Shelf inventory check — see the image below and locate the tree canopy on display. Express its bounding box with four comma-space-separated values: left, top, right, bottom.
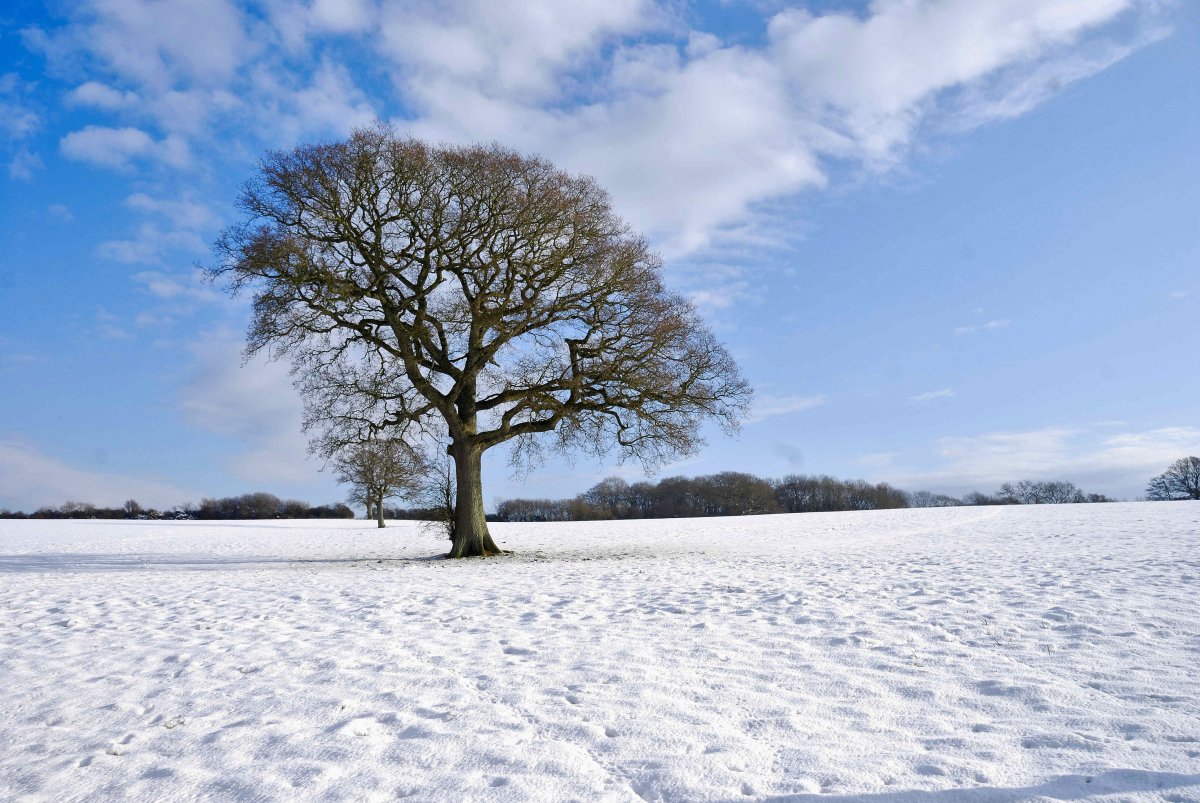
1147, 456, 1200, 501
213, 126, 751, 556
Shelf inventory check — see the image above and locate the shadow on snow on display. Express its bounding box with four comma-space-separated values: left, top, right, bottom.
733, 770, 1199, 803
0, 552, 447, 573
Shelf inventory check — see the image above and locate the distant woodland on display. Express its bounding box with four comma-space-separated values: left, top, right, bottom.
0, 493, 354, 521
5, 458, 1195, 522
489, 473, 1118, 522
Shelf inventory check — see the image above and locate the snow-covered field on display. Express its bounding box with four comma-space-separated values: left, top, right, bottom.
1, 503, 1197, 802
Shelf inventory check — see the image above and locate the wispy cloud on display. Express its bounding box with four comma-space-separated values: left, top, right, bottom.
179, 331, 320, 485
908, 388, 955, 404
955, 319, 1011, 336
47, 203, 73, 221
0, 439, 199, 510
94, 307, 130, 340
745, 393, 827, 424
8, 148, 42, 180
856, 451, 899, 469
0, 72, 40, 139
883, 424, 1200, 498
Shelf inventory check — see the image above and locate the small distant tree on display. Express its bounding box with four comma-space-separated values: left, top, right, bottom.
332, 438, 427, 528
1147, 456, 1200, 501
123, 499, 143, 518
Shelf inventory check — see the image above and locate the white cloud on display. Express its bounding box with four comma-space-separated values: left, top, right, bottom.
127, 270, 225, 331
30, 0, 1162, 259
179, 331, 322, 485
909, 388, 955, 403
94, 194, 220, 290
96, 222, 206, 264
310, 0, 375, 33
378, 0, 653, 102
384, 0, 1157, 257
766, 0, 1136, 162
47, 203, 74, 221
857, 451, 899, 469
859, 451, 897, 470
746, 393, 827, 424
885, 424, 1200, 498
955, 319, 1011, 335
124, 192, 219, 230
8, 148, 42, 180
0, 439, 199, 511
252, 60, 379, 144
260, 0, 377, 52
66, 80, 140, 110
0, 73, 40, 140
60, 125, 190, 170
132, 270, 220, 304
94, 306, 130, 340
57, 0, 251, 91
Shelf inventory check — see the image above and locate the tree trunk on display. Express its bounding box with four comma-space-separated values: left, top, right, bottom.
447, 444, 502, 558
376, 489, 386, 528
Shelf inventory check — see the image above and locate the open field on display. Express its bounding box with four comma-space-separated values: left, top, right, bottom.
1, 503, 1198, 802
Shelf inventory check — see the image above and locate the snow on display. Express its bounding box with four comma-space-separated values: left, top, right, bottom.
1, 502, 1198, 802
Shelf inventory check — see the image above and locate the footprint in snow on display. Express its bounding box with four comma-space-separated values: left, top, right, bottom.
914, 764, 947, 777
105, 734, 136, 755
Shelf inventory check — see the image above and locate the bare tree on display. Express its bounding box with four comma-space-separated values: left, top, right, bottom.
212, 126, 751, 557
332, 438, 427, 528
1147, 456, 1200, 501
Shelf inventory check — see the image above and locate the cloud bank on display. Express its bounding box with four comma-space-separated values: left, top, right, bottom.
26, 0, 1165, 258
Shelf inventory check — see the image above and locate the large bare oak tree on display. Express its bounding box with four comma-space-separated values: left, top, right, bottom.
213, 126, 751, 557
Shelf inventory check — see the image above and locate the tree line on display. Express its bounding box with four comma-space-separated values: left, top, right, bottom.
5, 458, 1192, 523
0, 493, 354, 520
492, 473, 1121, 522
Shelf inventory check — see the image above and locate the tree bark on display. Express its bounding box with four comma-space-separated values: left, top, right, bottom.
376, 488, 386, 528
447, 443, 501, 558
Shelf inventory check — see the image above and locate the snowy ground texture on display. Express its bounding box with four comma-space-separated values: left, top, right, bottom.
1, 503, 1198, 803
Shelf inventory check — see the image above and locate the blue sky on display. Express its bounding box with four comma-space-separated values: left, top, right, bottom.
1, 0, 1197, 511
